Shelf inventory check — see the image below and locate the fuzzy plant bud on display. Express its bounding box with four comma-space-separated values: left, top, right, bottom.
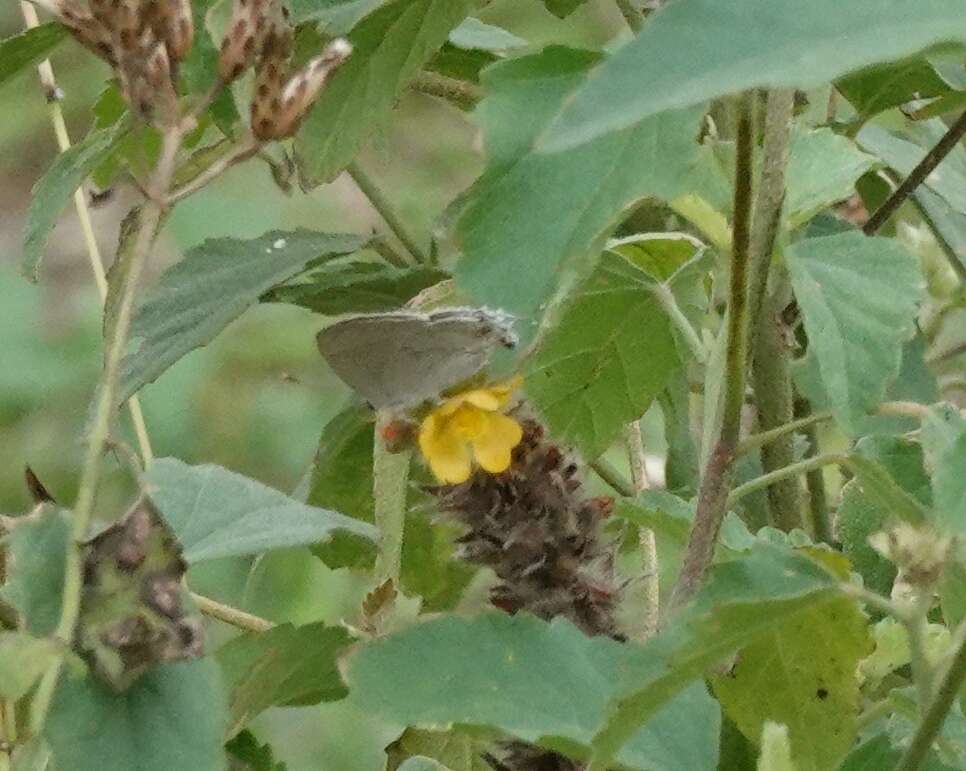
248, 18, 292, 139
251, 37, 352, 141
49, 0, 117, 66
870, 522, 951, 597
153, 0, 195, 63
217, 0, 272, 83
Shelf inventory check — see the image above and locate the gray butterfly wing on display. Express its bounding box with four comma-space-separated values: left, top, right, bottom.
317, 313, 504, 408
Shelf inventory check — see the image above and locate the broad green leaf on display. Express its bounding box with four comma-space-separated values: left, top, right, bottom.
46, 659, 227, 771
524, 250, 682, 459
837, 436, 930, 594
217, 622, 351, 736
837, 58, 955, 124
590, 544, 840, 768
22, 121, 128, 281
0, 507, 70, 636
455, 47, 706, 316
225, 731, 285, 771
295, 0, 475, 186
540, 0, 966, 151
144, 458, 378, 563
448, 17, 526, 52
0, 24, 67, 90
784, 128, 879, 227
710, 596, 871, 771
347, 612, 721, 771
837, 735, 953, 771
921, 403, 966, 532
288, 0, 387, 31
542, 0, 587, 18
397, 759, 450, 771
786, 232, 922, 433
263, 260, 447, 315
386, 728, 491, 771
119, 229, 365, 402
0, 632, 61, 700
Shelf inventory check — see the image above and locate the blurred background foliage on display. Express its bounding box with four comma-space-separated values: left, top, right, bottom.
0, 2, 630, 767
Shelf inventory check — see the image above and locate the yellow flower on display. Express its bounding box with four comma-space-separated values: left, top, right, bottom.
418, 377, 524, 484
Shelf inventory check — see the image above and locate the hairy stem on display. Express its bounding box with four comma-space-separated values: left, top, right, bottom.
411, 71, 481, 111
347, 161, 427, 265
19, 0, 153, 464
625, 422, 658, 638
727, 453, 847, 507
746, 89, 801, 531
794, 398, 833, 544
30, 127, 183, 735
895, 625, 966, 771
372, 415, 412, 584
736, 410, 832, 457
590, 457, 635, 498
671, 94, 755, 608
167, 135, 261, 204
864, 111, 966, 235
190, 592, 275, 633
652, 283, 708, 363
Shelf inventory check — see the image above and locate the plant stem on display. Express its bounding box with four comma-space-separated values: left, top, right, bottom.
864, 111, 966, 235
190, 592, 274, 633
894, 626, 966, 771
0, 700, 14, 771
652, 283, 708, 363
671, 94, 755, 609
615, 0, 645, 32
372, 414, 411, 584
166, 135, 261, 204
590, 457, 635, 498
624, 422, 659, 639
910, 193, 966, 286
29, 127, 183, 736
794, 398, 833, 544
727, 453, 846, 507
745, 89, 801, 532
347, 161, 427, 265
19, 0, 153, 465
411, 72, 482, 111
736, 410, 832, 457
906, 594, 937, 715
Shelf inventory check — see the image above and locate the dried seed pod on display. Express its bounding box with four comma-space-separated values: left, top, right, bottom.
143, 36, 179, 125
218, 0, 272, 83
153, 0, 195, 63
253, 38, 352, 141
54, 0, 117, 66
248, 18, 292, 140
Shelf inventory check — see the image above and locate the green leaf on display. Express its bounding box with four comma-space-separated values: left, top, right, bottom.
0, 23, 67, 90
294, 0, 475, 186
710, 596, 871, 771
837, 58, 955, 124
217, 622, 350, 736
524, 249, 683, 459
225, 731, 286, 771
542, 0, 587, 18
263, 260, 447, 315
921, 403, 966, 533
144, 458, 378, 563
386, 728, 491, 771
448, 17, 526, 52
540, 0, 966, 151
455, 46, 706, 316
784, 128, 879, 227
288, 0, 387, 31
0, 507, 70, 636
397, 759, 451, 771
22, 121, 128, 281
0, 632, 61, 700
347, 612, 721, 771
786, 232, 923, 433
46, 659, 227, 771
119, 229, 365, 402
589, 544, 840, 768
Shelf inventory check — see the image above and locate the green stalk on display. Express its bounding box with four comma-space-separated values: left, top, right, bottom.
372, 415, 412, 584
727, 453, 846, 507
347, 161, 427, 265
670, 94, 755, 608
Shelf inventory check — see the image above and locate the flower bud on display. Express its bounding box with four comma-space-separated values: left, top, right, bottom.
217, 0, 272, 83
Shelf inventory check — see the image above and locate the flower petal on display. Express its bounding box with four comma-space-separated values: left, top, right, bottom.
419, 412, 472, 484
471, 412, 523, 474
459, 388, 503, 411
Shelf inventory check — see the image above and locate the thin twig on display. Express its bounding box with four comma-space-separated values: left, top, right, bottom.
894, 627, 966, 771
190, 591, 275, 633
19, 0, 153, 464
347, 161, 427, 265
166, 135, 261, 205
795, 398, 833, 544
909, 193, 966, 287
736, 411, 832, 457
372, 413, 412, 584
727, 453, 846, 507
30, 124, 183, 737
590, 457, 635, 498
651, 282, 708, 363
864, 111, 966, 235
670, 94, 755, 609
624, 422, 658, 639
